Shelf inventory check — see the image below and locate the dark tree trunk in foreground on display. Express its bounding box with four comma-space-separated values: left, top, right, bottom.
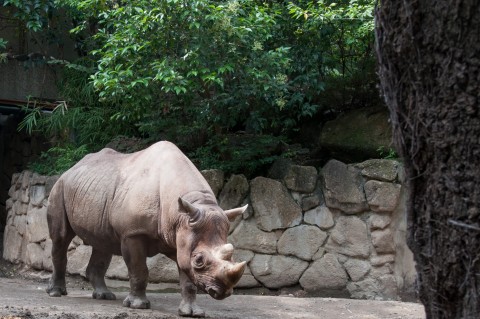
375, 1, 480, 318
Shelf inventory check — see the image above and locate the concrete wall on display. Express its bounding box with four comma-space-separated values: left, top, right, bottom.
2, 159, 417, 301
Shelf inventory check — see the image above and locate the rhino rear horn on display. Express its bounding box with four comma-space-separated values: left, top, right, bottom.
218, 243, 234, 261
179, 197, 203, 225
224, 204, 248, 222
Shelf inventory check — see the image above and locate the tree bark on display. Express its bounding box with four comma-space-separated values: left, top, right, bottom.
375, 1, 480, 318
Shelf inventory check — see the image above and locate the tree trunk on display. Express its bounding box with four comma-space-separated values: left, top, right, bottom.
375, 1, 480, 318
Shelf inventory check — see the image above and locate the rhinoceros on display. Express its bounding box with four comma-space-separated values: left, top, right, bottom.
46, 141, 247, 317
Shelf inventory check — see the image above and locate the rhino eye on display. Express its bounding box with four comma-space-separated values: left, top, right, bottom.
193, 254, 205, 269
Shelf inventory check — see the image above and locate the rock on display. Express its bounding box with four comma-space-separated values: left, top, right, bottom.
364, 180, 401, 212
29, 185, 45, 207
250, 177, 302, 231
371, 229, 395, 254
355, 159, 399, 182
370, 254, 395, 266
250, 254, 308, 289
301, 191, 324, 211
283, 165, 318, 193
229, 219, 277, 254
201, 169, 224, 197
277, 225, 327, 260
322, 160, 368, 214
43, 239, 53, 271
13, 201, 27, 215
368, 214, 391, 230
235, 267, 261, 288
347, 278, 378, 299
304, 205, 335, 230
319, 106, 392, 161
31, 173, 47, 185
325, 216, 370, 258
267, 158, 293, 180
3, 225, 23, 262
299, 253, 348, 291
26, 243, 44, 270
344, 259, 371, 282
13, 215, 27, 236
312, 248, 325, 260
106, 255, 129, 280
67, 244, 92, 276
45, 175, 60, 197
147, 254, 179, 283
233, 249, 255, 264
26, 206, 49, 243
219, 174, 249, 210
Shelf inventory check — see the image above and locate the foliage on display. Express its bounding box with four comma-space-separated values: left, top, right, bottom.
28, 144, 89, 175
9, 0, 377, 175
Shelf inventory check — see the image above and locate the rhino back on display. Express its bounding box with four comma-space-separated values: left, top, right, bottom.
56, 141, 213, 251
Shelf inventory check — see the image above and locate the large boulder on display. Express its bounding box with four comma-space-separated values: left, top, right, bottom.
219, 174, 249, 209
229, 219, 277, 254
355, 159, 400, 182
147, 254, 179, 283
250, 254, 309, 289
283, 165, 318, 193
319, 107, 392, 162
364, 180, 401, 212
250, 177, 302, 231
299, 253, 348, 291
201, 169, 224, 197
277, 225, 327, 261
325, 216, 370, 258
322, 160, 368, 214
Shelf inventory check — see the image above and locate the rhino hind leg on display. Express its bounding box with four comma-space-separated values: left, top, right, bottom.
86, 248, 116, 300
47, 225, 75, 297
178, 268, 205, 318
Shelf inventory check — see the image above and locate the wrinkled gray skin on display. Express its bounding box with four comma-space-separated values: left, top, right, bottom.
46, 141, 247, 318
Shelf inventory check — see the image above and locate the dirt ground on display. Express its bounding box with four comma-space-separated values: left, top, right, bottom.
0, 259, 425, 319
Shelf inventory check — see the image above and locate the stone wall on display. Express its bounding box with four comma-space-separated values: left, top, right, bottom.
2, 158, 416, 300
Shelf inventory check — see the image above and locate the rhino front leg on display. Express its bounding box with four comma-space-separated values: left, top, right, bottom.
86, 248, 116, 300
121, 237, 151, 309
178, 269, 205, 318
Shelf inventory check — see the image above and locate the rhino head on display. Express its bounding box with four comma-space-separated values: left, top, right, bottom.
176, 197, 247, 300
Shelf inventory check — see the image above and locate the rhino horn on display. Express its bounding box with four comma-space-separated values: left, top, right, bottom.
224, 204, 248, 222
179, 197, 203, 225
227, 261, 247, 284
217, 243, 234, 261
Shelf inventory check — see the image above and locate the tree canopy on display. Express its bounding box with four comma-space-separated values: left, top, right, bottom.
1, 0, 377, 175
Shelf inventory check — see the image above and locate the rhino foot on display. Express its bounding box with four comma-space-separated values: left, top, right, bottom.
46, 286, 67, 297
178, 301, 205, 318
93, 290, 116, 300
122, 294, 151, 309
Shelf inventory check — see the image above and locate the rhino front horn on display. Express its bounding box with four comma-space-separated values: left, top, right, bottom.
227, 261, 246, 284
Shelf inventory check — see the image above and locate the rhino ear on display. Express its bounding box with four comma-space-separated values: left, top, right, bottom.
179, 197, 203, 225
224, 204, 248, 222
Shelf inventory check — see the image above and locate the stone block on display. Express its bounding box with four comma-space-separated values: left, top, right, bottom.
229, 219, 277, 254
371, 229, 395, 254
235, 267, 261, 288
304, 205, 334, 230
233, 249, 255, 264
250, 177, 302, 231
147, 254, 179, 283
300, 253, 348, 291
67, 244, 92, 276
322, 160, 368, 214
26, 242, 45, 270
283, 165, 318, 193
277, 225, 327, 261
355, 159, 399, 182
368, 214, 391, 230
364, 180, 401, 212
219, 174, 249, 210
370, 254, 395, 266
325, 216, 370, 258
3, 225, 23, 262
29, 185, 45, 207
344, 258, 371, 282
26, 206, 49, 243
106, 255, 129, 280
201, 169, 224, 197
250, 254, 308, 289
